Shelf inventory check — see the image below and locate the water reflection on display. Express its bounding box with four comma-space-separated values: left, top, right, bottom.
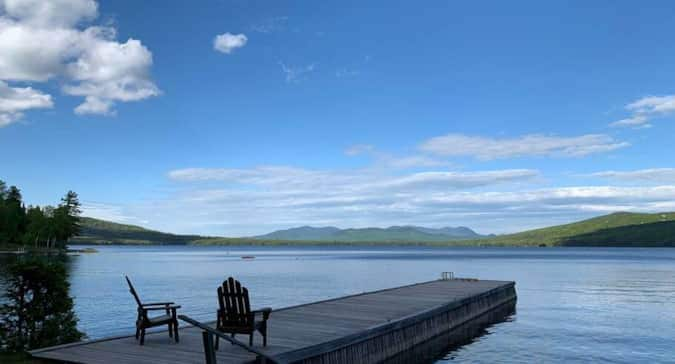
385, 301, 516, 364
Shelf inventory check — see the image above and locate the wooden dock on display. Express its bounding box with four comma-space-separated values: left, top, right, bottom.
31, 279, 516, 364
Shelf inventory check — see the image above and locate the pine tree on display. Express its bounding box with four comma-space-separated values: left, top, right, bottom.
4, 186, 26, 245
60, 191, 82, 240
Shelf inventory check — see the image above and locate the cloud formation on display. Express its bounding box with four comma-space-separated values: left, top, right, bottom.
279, 62, 315, 83
611, 94, 675, 129
213, 32, 247, 54
345, 144, 448, 169
420, 133, 628, 160
168, 166, 538, 190
0, 80, 53, 126
0, 0, 159, 123
591, 168, 675, 183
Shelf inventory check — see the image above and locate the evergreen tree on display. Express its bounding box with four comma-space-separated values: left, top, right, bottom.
60, 191, 82, 241
0, 258, 84, 352
3, 186, 26, 245
23, 207, 48, 248
0, 180, 7, 243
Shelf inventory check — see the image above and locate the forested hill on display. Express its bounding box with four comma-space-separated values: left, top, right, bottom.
462, 212, 675, 247
73, 217, 204, 245
254, 225, 485, 242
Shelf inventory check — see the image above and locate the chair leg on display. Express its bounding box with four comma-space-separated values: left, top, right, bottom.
249, 333, 253, 346
140, 328, 146, 345
263, 329, 267, 347
135, 327, 140, 340
174, 321, 180, 343
214, 335, 219, 350
168, 322, 173, 338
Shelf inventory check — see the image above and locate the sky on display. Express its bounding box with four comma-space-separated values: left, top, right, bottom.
2, 0, 675, 236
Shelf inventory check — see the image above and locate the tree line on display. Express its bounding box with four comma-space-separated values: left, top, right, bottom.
0, 180, 81, 249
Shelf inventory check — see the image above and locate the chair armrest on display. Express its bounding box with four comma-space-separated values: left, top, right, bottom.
252, 307, 272, 320
142, 302, 174, 306
144, 305, 181, 311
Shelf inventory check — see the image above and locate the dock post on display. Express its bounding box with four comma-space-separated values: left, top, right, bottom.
202, 331, 217, 364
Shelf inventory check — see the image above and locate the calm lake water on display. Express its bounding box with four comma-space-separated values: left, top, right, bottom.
4, 246, 675, 363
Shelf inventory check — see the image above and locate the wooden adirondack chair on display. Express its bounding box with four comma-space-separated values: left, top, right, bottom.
215, 277, 272, 348
125, 276, 181, 345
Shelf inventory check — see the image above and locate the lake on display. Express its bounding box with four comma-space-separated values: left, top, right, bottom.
5, 246, 675, 363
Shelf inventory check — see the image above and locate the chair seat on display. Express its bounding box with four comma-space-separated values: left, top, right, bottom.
148, 314, 173, 325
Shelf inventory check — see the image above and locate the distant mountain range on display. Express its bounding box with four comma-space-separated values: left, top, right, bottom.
254, 225, 487, 242
72, 211, 675, 247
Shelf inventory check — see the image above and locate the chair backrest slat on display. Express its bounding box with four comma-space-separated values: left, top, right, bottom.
218, 277, 253, 327
125, 275, 143, 307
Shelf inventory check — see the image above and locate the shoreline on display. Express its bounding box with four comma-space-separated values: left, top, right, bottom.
66, 241, 675, 248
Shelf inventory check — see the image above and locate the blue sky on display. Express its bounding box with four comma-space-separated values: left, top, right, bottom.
2, 0, 675, 236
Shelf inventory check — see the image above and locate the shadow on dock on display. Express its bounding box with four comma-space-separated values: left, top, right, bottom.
384, 299, 516, 364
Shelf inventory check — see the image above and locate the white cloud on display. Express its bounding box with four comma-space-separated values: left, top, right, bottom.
213, 32, 247, 54
610, 115, 651, 128
0, 0, 98, 27
612, 94, 675, 128
379, 170, 539, 190
0, 0, 158, 121
420, 133, 628, 160
168, 166, 538, 191
279, 62, 315, 83
591, 168, 675, 183
345, 144, 448, 169
627, 95, 675, 114
379, 155, 448, 169
0, 80, 53, 126
73, 96, 112, 115
0, 18, 79, 82
63, 30, 159, 114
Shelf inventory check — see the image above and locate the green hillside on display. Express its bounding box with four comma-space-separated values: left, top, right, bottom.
562, 220, 675, 247
72, 217, 203, 245
463, 212, 675, 246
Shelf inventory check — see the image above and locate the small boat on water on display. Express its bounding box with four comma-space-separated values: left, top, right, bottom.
241, 255, 256, 260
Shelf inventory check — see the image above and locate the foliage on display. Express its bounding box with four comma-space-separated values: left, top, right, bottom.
0, 257, 84, 352
0, 179, 81, 250
72, 217, 203, 245
561, 220, 675, 247
462, 211, 675, 246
